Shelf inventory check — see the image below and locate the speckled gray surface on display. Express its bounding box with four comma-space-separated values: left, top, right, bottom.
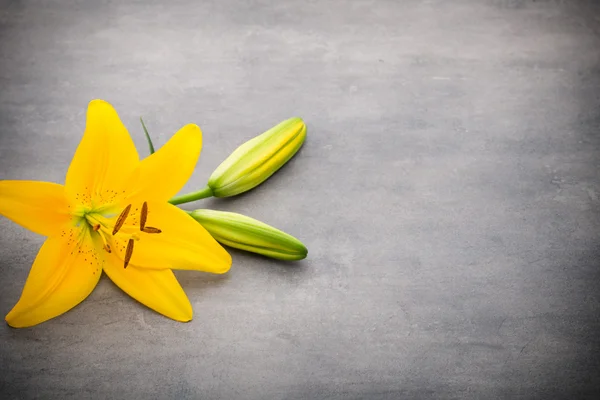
1, 0, 600, 399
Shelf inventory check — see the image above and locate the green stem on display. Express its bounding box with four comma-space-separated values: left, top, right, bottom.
140, 117, 155, 154
169, 185, 213, 205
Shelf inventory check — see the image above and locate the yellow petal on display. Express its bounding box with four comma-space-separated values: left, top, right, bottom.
103, 260, 192, 322
65, 100, 139, 202
0, 180, 71, 237
110, 202, 231, 273
5, 234, 102, 328
126, 124, 202, 204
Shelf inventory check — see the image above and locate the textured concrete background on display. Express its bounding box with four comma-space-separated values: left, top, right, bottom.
1, 0, 600, 399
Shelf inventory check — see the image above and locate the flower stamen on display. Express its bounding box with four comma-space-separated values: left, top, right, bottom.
140, 201, 148, 230
124, 239, 134, 269
112, 204, 131, 235
88, 201, 161, 263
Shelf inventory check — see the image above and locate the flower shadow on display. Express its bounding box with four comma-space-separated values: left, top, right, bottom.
225, 247, 311, 282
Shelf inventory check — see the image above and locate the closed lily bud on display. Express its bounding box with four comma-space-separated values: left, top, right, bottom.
190, 209, 308, 261
208, 117, 306, 197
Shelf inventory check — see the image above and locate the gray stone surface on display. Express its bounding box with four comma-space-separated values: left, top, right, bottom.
1, 0, 600, 399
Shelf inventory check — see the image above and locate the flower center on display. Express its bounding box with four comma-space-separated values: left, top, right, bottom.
83, 201, 162, 268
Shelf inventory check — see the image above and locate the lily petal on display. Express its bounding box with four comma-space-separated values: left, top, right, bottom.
0, 180, 71, 237
103, 260, 193, 322
65, 100, 139, 202
126, 124, 202, 204
5, 235, 102, 328
111, 202, 231, 273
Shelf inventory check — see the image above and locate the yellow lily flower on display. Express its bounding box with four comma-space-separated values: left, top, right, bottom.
0, 100, 231, 328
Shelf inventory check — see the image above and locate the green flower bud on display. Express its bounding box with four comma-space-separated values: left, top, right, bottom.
190, 209, 308, 261
208, 117, 306, 197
